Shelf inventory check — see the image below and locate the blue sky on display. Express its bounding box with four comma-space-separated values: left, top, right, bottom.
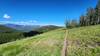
0, 0, 98, 26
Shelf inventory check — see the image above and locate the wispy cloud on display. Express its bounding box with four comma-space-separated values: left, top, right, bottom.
3, 14, 11, 19
0, 20, 38, 25
0, 20, 63, 26
29, 20, 37, 23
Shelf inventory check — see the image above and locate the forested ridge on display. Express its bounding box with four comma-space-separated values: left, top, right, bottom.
66, 0, 100, 28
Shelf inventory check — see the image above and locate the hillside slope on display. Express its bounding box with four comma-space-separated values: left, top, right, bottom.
0, 29, 65, 56
67, 25, 100, 56
0, 25, 15, 32
0, 25, 100, 56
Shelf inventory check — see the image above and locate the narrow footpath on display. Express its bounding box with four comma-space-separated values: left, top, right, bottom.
61, 30, 68, 56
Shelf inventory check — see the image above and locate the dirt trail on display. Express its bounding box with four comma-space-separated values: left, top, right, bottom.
61, 30, 68, 56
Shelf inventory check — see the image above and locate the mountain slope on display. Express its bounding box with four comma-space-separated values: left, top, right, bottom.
0, 25, 16, 32
0, 25, 100, 56
4, 24, 40, 32
34, 25, 61, 32
67, 25, 100, 56
0, 29, 65, 56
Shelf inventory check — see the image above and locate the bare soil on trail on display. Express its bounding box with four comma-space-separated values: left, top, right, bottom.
61, 30, 68, 56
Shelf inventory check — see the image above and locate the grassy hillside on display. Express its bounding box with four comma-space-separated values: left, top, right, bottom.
34, 25, 61, 33
0, 25, 100, 56
0, 29, 65, 56
0, 25, 25, 44
67, 25, 100, 56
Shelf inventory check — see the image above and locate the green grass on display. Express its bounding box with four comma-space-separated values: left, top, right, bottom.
0, 29, 65, 56
67, 25, 100, 56
0, 25, 100, 56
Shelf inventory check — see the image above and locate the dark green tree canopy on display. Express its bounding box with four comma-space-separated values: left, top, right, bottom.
79, 0, 100, 26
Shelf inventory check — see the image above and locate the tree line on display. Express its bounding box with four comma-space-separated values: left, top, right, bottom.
0, 25, 60, 44
65, 0, 100, 28
0, 31, 43, 44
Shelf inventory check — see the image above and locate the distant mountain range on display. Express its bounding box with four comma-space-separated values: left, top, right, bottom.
0, 23, 62, 32
34, 25, 62, 32
0, 25, 16, 32
4, 24, 41, 32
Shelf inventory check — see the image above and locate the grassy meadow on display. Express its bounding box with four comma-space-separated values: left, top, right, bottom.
67, 25, 100, 56
0, 29, 65, 56
0, 25, 100, 56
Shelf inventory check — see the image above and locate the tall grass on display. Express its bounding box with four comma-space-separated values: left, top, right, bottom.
0, 29, 65, 56
67, 25, 100, 56
0, 25, 100, 56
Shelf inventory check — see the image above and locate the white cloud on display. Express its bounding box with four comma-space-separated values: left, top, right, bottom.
3, 14, 11, 19
0, 20, 64, 26
0, 20, 38, 25
29, 20, 37, 23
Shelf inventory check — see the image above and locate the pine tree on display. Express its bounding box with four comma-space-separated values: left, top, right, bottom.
79, 0, 100, 26
80, 15, 86, 26
95, 0, 100, 24
65, 19, 69, 28
86, 7, 95, 25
